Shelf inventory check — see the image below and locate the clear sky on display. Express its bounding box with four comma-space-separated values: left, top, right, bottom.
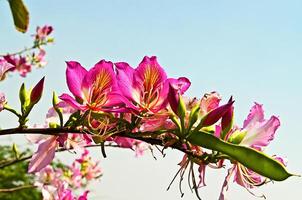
0, 0, 301, 199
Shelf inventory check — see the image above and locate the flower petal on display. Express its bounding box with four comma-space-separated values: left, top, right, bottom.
135, 56, 167, 91
240, 116, 280, 148
219, 167, 234, 200
200, 92, 221, 116
28, 136, 57, 173
243, 103, 264, 129
59, 93, 86, 110
0, 59, 14, 80
115, 62, 140, 102
169, 77, 191, 94
82, 59, 116, 92
66, 61, 87, 99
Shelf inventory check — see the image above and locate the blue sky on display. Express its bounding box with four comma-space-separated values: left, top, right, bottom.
0, 0, 301, 199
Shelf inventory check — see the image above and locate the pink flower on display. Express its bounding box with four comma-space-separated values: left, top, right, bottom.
60, 60, 125, 112
116, 56, 188, 113
199, 92, 221, 116
74, 149, 102, 181
0, 59, 14, 80
168, 77, 191, 116
35, 25, 53, 41
32, 49, 47, 67
240, 103, 280, 150
219, 103, 282, 199
3, 55, 31, 77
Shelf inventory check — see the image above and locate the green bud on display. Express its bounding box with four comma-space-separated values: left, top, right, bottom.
49, 122, 60, 128
12, 143, 20, 159
177, 95, 186, 120
52, 91, 63, 127
188, 103, 200, 130
19, 83, 29, 114
228, 130, 247, 144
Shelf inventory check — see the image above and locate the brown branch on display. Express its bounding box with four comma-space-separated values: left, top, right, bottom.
0, 127, 207, 169
0, 127, 84, 136
0, 185, 37, 193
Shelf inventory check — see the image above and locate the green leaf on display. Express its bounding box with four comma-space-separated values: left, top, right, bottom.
8, 0, 29, 33
187, 130, 293, 181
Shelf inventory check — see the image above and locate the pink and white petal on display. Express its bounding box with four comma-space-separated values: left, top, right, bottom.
240, 116, 280, 148
243, 103, 265, 129
28, 136, 57, 173
59, 93, 86, 110
26, 134, 50, 144
66, 61, 87, 99
0, 59, 14, 80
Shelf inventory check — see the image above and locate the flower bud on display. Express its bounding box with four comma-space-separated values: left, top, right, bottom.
221, 97, 234, 140
188, 103, 200, 129
196, 100, 234, 130
30, 77, 45, 105
19, 83, 29, 114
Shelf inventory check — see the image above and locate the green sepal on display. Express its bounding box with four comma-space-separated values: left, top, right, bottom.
52, 92, 64, 127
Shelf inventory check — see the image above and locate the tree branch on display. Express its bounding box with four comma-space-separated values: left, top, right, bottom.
0, 185, 36, 193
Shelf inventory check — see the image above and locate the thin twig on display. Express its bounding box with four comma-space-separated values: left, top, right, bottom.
0, 185, 37, 193
0, 144, 119, 169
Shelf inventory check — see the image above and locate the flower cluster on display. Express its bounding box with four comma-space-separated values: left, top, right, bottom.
0, 25, 53, 78
0, 54, 292, 200
34, 149, 100, 200
56, 56, 289, 199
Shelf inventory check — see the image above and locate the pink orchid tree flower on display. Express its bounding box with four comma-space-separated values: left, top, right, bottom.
34, 150, 97, 200
35, 25, 54, 42
3, 55, 31, 77
218, 103, 285, 199
0, 59, 14, 80
116, 56, 190, 114
199, 92, 222, 116
60, 60, 126, 112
